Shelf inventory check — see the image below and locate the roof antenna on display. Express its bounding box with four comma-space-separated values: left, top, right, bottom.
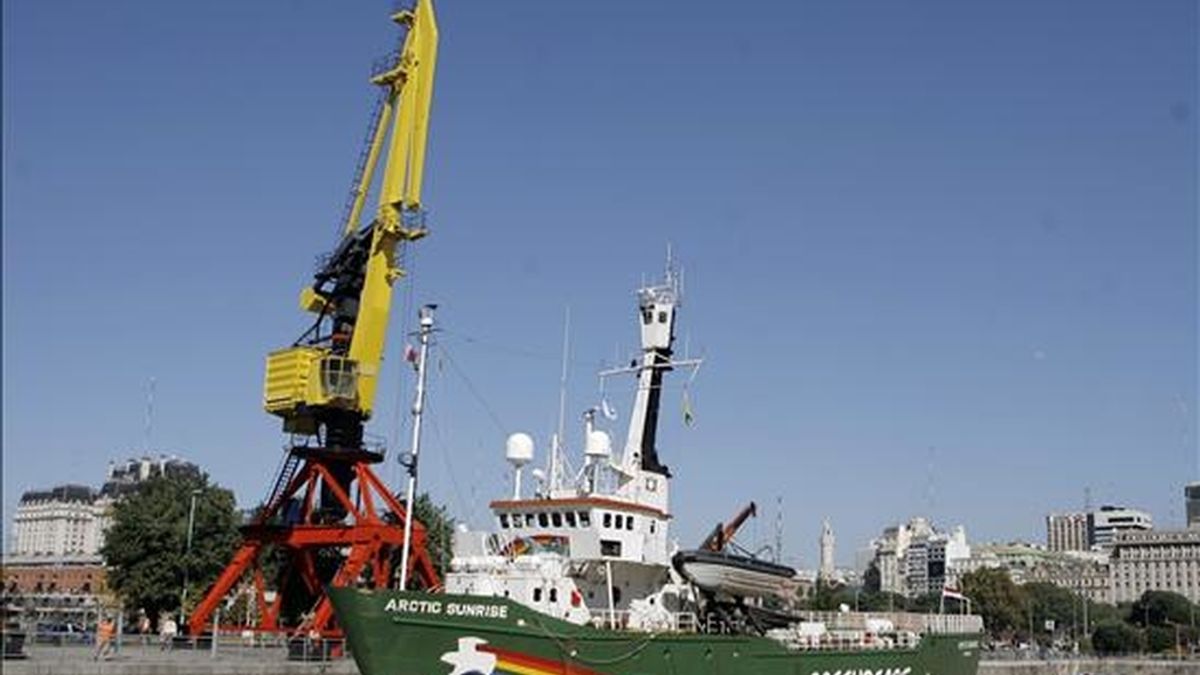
144, 376, 156, 454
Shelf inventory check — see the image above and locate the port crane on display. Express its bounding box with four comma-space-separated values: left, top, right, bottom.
190, 0, 440, 638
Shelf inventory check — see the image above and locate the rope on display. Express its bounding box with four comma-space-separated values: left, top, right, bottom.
437, 344, 508, 436
530, 614, 663, 666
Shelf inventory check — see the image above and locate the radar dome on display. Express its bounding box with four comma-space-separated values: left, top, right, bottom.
585, 430, 612, 458
505, 433, 534, 467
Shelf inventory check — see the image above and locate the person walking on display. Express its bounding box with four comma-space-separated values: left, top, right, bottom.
159, 614, 178, 651
93, 616, 116, 661
138, 612, 151, 646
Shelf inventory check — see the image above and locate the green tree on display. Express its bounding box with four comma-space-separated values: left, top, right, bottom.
1092, 621, 1143, 655
961, 568, 1027, 639
101, 474, 240, 621
1130, 591, 1195, 628
1145, 625, 1177, 653
1025, 582, 1079, 641
411, 493, 454, 579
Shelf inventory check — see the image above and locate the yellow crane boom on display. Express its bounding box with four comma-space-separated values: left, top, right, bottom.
263, 0, 438, 449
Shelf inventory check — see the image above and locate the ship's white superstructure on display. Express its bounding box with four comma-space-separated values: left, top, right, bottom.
444, 261, 700, 627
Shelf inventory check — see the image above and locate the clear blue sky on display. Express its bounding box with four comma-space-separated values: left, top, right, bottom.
3, 1, 1196, 568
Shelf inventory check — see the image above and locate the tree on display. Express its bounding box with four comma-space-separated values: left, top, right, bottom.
101, 474, 240, 621
411, 493, 454, 579
960, 568, 1027, 639
1130, 591, 1195, 628
1092, 621, 1143, 655
1024, 582, 1078, 642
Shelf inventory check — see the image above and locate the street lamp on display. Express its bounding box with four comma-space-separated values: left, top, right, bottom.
180, 488, 202, 619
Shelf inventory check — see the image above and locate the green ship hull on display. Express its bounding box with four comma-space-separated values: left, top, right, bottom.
330, 588, 981, 675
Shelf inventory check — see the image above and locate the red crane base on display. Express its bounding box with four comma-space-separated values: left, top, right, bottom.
188, 447, 439, 637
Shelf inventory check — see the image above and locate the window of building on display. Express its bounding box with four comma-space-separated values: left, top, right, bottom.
533, 588, 542, 603
525, 513, 536, 527
579, 512, 591, 527
499, 514, 509, 529
565, 512, 577, 527
603, 513, 612, 528
650, 520, 657, 534
538, 513, 549, 527
549, 588, 558, 603
552, 512, 562, 528
658, 312, 667, 323
601, 540, 622, 557
626, 516, 634, 531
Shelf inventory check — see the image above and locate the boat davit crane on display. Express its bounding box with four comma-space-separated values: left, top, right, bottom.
190, 0, 441, 640
700, 501, 758, 552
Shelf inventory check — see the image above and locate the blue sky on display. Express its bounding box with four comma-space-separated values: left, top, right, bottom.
3, 1, 1196, 568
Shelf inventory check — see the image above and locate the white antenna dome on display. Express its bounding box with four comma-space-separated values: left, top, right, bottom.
585, 430, 612, 458
505, 432, 535, 467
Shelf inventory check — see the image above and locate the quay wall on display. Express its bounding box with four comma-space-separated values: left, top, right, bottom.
5, 653, 1197, 675
980, 659, 1199, 675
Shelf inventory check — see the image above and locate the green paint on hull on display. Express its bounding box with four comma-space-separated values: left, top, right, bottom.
330, 588, 981, 675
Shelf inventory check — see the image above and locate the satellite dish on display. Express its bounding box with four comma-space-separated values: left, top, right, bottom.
585, 430, 612, 458
505, 433, 534, 468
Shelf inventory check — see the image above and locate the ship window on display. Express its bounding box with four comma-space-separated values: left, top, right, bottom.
538, 513, 549, 527
549, 588, 558, 603
565, 512, 577, 527
601, 540, 622, 557
626, 516, 634, 531
533, 588, 542, 603
579, 512, 591, 526
614, 514, 624, 529
641, 309, 652, 325
552, 512, 562, 527
499, 514, 509, 529
658, 311, 667, 323
525, 513, 536, 527
650, 520, 657, 534
603, 513, 612, 528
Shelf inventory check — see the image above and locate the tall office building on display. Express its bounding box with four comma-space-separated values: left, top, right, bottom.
1089, 506, 1153, 548
1186, 483, 1200, 529
1046, 512, 1090, 552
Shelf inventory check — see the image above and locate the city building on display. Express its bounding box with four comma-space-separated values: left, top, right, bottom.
1110, 528, 1200, 603
9, 485, 106, 558
100, 454, 200, 498
819, 519, 835, 581
1089, 506, 1152, 549
866, 517, 970, 598
958, 542, 1112, 603
1186, 483, 1200, 529
1046, 512, 1089, 552
4, 453, 200, 622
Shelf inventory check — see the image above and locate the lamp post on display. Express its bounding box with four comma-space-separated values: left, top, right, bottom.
181, 488, 202, 618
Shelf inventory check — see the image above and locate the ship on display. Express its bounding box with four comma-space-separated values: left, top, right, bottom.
330, 260, 983, 675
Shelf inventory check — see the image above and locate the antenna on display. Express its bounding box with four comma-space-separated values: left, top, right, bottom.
550, 306, 571, 495
144, 377, 156, 454
774, 496, 783, 564
924, 446, 936, 520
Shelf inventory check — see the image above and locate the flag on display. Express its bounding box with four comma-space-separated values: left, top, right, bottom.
404, 344, 419, 370
682, 389, 695, 426
942, 586, 967, 601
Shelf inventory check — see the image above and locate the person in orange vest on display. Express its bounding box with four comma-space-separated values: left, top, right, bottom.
93, 616, 116, 661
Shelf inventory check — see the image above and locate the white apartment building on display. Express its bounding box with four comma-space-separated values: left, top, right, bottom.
1110, 529, 1200, 603
9, 485, 106, 558
868, 517, 970, 598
